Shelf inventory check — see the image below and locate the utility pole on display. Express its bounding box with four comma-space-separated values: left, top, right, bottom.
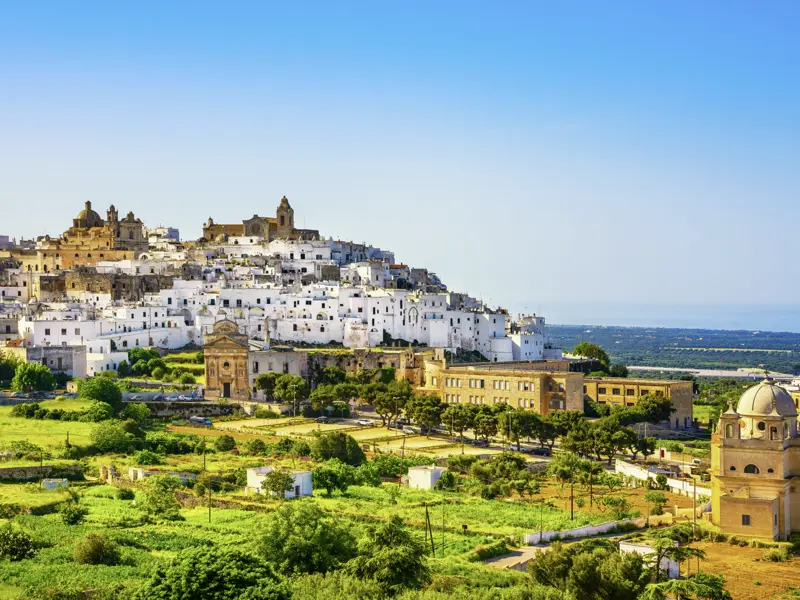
569, 466, 574, 521
441, 496, 445, 557
207, 485, 212, 523
424, 503, 435, 557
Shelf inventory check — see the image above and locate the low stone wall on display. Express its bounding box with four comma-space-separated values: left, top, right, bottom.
126, 401, 234, 418
524, 517, 648, 545
0, 464, 83, 482
615, 459, 711, 497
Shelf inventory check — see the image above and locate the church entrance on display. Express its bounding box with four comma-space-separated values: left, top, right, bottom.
222, 382, 231, 398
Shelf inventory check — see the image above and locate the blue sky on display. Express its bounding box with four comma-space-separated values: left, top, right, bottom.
1, 2, 798, 328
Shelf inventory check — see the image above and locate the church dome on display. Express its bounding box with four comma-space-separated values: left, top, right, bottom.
74, 201, 104, 228
736, 379, 798, 418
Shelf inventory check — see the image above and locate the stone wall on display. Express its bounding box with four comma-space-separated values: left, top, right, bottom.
0, 464, 83, 482
125, 400, 234, 418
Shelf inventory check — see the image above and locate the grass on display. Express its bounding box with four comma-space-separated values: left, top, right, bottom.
0, 483, 71, 509
0, 406, 94, 450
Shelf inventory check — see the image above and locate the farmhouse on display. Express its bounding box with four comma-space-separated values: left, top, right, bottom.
245, 466, 313, 499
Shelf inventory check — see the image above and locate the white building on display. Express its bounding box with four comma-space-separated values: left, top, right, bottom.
407, 465, 447, 490
246, 467, 313, 498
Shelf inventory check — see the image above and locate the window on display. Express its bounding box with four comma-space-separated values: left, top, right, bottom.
223, 361, 230, 368
725, 424, 734, 438
253, 361, 259, 373
757, 422, 766, 431
612, 388, 620, 395
223, 300, 229, 308
744, 464, 759, 474
45, 328, 50, 336
626, 389, 635, 396
293, 324, 298, 331
741, 515, 751, 526
236, 299, 242, 307
598, 387, 607, 394
729, 466, 736, 471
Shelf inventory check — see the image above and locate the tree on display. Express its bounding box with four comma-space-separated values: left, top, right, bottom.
311, 431, 365, 466
11, 362, 56, 393
572, 342, 610, 367
310, 384, 337, 412
214, 434, 236, 452
345, 515, 430, 595
261, 469, 295, 499
441, 404, 470, 451
637, 394, 675, 425
547, 410, 584, 439
120, 402, 150, 425
256, 372, 279, 400
132, 546, 290, 600
274, 374, 309, 416
138, 475, 183, 521
259, 502, 357, 576
641, 573, 731, 600
116, 360, 131, 378
315, 366, 347, 387
645, 536, 707, 584
90, 419, 136, 453
78, 377, 123, 414
473, 410, 498, 442
373, 380, 412, 428
312, 458, 355, 495
644, 491, 668, 516
405, 394, 442, 437
609, 364, 629, 378
633, 436, 657, 461
0, 351, 21, 383
497, 409, 527, 451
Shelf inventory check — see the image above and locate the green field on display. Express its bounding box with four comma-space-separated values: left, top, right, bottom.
0, 405, 95, 450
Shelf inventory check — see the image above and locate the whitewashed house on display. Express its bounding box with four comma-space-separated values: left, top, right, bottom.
407, 465, 447, 490
246, 466, 313, 498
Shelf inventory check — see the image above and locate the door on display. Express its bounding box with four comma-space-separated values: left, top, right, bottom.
294, 485, 300, 497
222, 382, 231, 398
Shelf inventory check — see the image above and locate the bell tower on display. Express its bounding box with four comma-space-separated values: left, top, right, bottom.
275, 196, 294, 238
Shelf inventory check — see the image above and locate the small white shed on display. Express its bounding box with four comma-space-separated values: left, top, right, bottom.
407, 465, 447, 490
619, 541, 680, 580
41, 478, 69, 491
246, 466, 313, 499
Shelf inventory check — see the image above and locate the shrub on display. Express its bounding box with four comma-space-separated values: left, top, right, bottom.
84, 401, 114, 422
214, 435, 236, 452
178, 372, 196, 384
134, 449, 163, 465
151, 366, 167, 380
74, 533, 121, 565
78, 378, 123, 414
116, 488, 135, 500
291, 440, 311, 457
60, 502, 89, 525
469, 539, 510, 562
11, 362, 56, 392
0, 525, 36, 561
762, 548, 792, 562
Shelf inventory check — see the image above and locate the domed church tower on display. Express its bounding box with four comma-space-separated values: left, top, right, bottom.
711, 378, 800, 540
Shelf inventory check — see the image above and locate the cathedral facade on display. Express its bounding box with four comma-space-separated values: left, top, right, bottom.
202, 196, 320, 242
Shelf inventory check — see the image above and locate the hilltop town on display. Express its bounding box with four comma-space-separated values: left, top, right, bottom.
0, 199, 798, 600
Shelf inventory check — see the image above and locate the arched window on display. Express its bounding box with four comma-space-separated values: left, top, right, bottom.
729, 466, 736, 471
784, 423, 790, 439
320, 325, 325, 333
767, 468, 774, 473
770, 427, 779, 440
725, 424, 734, 438
744, 464, 759, 474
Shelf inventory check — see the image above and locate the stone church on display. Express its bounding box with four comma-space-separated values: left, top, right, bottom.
202, 196, 320, 242
203, 319, 251, 401
711, 378, 800, 539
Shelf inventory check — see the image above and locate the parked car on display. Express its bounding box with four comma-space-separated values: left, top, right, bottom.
189, 416, 212, 427
11, 392, 26, 398
403, 425, 421, 435
177, 395, 188, 401
356, 419, 373, 426
471, 439, 489, 447
129, 395, 144, 401
315, 416, 329, 424
530, 447, 551, 457
388, 421, 403, 429
165, 395, 179, 402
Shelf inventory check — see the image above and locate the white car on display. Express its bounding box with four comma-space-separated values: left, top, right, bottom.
165, 395, 179, 402
356, 419, 373, 427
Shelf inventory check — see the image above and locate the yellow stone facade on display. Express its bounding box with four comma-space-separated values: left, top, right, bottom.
711, 379, 800, 540
422, 360, 584, 414
202, 196, 320, 242
583, 378, 694, 429
11, 201, 146, 273
203, 320, 251, 401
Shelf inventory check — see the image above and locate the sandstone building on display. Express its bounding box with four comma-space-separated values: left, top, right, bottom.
711, 379, 800, 540
203, 319, 251, 400
202, 196, 320, 242
583, 377, 694, 430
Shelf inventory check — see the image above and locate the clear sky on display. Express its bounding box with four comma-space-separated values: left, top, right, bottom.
1, 2, 798, 328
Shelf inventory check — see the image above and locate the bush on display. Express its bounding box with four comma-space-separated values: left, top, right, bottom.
84, 401, 114, 422
468, 539, 511, 562
116, 488, 135, 500
74, 533, 121, 565
60, 502, 89, 525
11, 362, 56, 392
245, 439, 267, 455
214, 435, 236, 452
312, 431, 365, 466
78, 378, 123, 414
762, 547, 792, 562
134, 449, 163, 465
0, 525, 36, 561
178, 372, 196, 385
151, 366, 167, 380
